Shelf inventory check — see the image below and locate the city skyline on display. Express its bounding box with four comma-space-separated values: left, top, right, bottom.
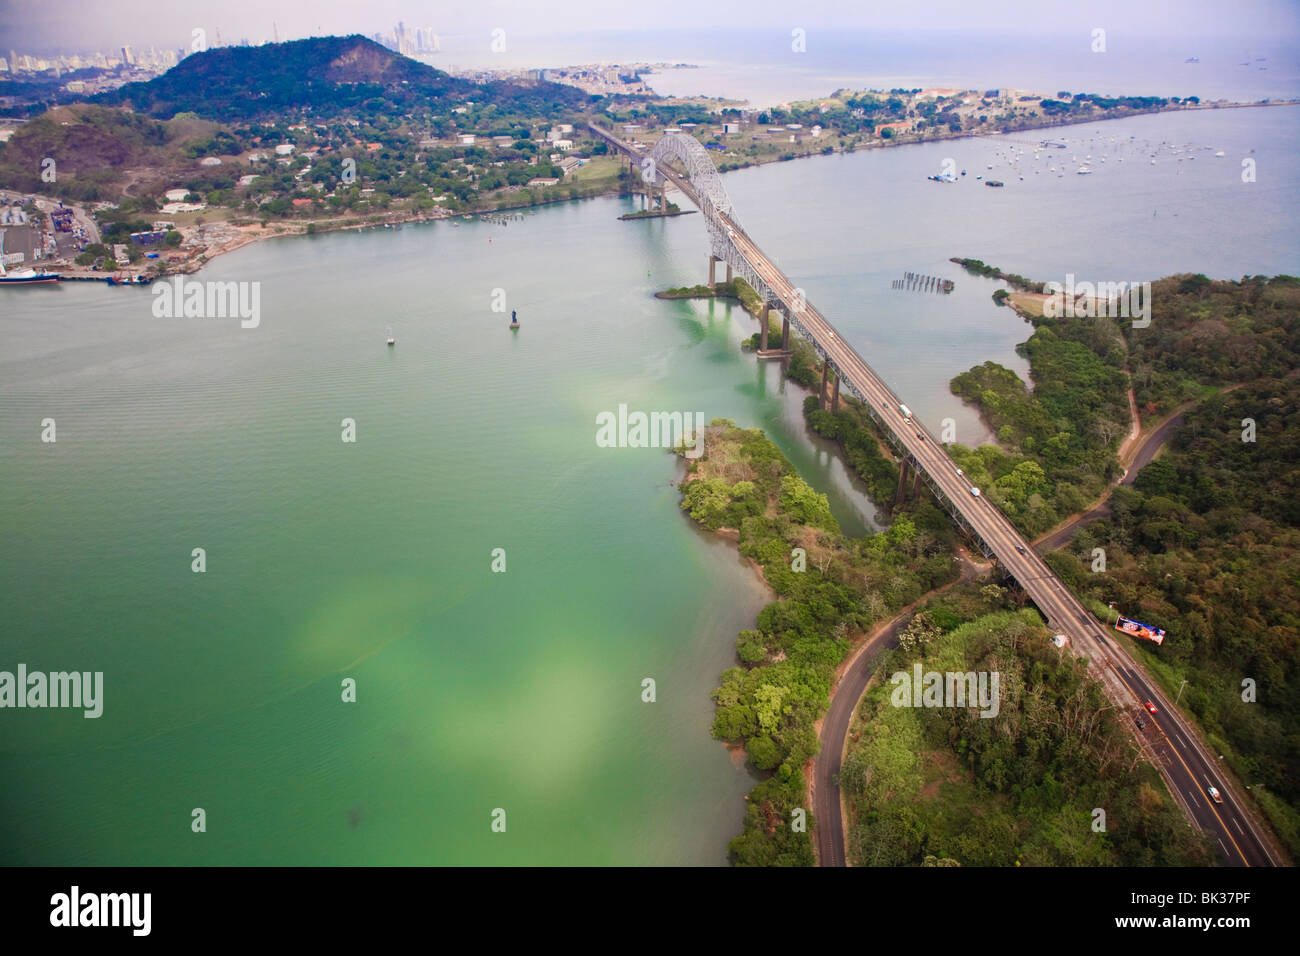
4, 0, 1299, 55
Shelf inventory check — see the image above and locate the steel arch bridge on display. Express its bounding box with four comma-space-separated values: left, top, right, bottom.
602, 124, 993, 553
645, 132, 790, 328
648, 132, 735, 222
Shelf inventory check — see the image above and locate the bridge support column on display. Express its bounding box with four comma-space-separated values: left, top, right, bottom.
830, 374, 840, 413
896, 459, 912, 505
725, 263, 733, 285
819, 361, 830, 409
756, 304, 792, 359
708, 256, 718, 290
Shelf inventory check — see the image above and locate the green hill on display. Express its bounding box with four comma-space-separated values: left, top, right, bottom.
0, 104, 217, 200
95, 35, 591, 121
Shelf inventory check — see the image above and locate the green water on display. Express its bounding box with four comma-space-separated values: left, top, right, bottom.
0, 199, 885, 865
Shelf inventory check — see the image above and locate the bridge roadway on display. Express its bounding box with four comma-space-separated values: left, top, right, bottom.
591, 123, 1280, 867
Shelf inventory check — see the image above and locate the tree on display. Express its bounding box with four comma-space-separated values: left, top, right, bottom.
778, 475, 835, 529
754, 683, 788, 735
898, 611, 941, 653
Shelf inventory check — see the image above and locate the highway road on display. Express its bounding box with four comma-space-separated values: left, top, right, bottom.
593, 124, 1281, 867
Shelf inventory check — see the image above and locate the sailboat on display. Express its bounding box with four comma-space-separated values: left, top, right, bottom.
386, 327, 395, 346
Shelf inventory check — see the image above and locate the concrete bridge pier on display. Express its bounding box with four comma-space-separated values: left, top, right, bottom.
896, 459, 912, 505
708, 256, 720, 289
756, 302, 793, 359
725, 263, 733, 285
816, 364, 841, 411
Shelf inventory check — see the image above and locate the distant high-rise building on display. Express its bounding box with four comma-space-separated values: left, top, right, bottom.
121, 45, 134, 66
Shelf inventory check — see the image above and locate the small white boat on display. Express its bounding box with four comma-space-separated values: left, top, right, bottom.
1077, 166, 1092, 174
386, 327, 395, 346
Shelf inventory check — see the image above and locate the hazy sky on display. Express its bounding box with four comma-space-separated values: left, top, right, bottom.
4, 0, 1298, 54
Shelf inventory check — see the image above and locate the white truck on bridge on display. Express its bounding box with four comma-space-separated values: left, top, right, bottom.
897, 403, 913, 422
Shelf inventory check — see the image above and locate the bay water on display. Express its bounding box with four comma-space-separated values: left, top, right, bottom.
1, 104, 1295, 864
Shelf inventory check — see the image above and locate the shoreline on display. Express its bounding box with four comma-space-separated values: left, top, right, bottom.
30, 101, 1297, 287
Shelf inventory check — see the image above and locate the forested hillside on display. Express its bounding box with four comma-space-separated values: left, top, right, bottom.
1049, 377, 1300, 856
96, 35, 591, 121
951, 271, 1300, 857
842, 602, 1212, 866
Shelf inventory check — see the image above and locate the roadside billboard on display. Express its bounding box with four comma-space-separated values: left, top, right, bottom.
1115, 615, 1166, 646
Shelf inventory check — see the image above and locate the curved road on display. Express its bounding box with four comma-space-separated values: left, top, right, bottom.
814, 556, 982, 867
592, 124, 1281, 867
813, 609, 911, 867
1035, 410, 1185, 553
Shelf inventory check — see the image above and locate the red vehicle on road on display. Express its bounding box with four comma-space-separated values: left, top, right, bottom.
1144, 701, 1158, 715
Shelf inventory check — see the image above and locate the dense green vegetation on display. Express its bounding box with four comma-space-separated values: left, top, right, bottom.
950, 270, 1300, 855
1125, 274, 1300, 415
1038, 93, 1186, 117
951, 257, 1040, 292
619, 203, 682, 219
677, 422, 958, 865
1050, 377, 1300, 856
842, 601, 1213, 865
0, 39, 602, 218
949, 275, 1300, 537
659, 280, 742, 299
97, 35, 590, 122
948, 323, 1129, 538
